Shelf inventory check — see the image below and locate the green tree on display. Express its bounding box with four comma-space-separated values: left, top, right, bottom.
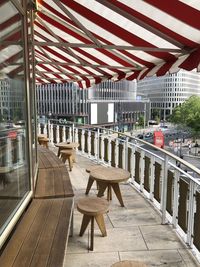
138, 115, 144, 127
170, 95, 200, 137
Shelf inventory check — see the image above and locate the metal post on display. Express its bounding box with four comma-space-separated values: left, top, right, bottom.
187, 181, 196, 246
96, 129, 100, 163
161, 155, 168, 224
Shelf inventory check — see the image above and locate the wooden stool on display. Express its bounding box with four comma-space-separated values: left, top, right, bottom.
77, 197, 109, 251
111, 260, 148, 267
60, 150, 73, 171
39, 137, 49, 148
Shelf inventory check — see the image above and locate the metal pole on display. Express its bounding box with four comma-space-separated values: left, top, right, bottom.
144, 102, 146, 130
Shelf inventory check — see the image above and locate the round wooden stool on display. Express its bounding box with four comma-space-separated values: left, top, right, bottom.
111, 260, 147, 267
60, 150, 73, 171
77, 197, 109, 251
39, 137, 49, 148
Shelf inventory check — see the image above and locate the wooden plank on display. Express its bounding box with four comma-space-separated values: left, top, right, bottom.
35, 167, 74, 199
54, 167, 74, 198
0, 200, 42, 267
29, 199, 65, 267
0, 198, 73, 267
47, 197, 74, 267
38, 150, 65, 169
12, 200, 53, 267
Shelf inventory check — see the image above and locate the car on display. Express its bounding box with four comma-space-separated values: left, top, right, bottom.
144, 132, 153, 139
137, 134, 144, 139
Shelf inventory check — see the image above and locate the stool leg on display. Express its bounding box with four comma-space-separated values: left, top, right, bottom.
79, 214, 91, 236
97, 182, 108, 198
57, 148, 61, 157
95, 214, 107, 237
111, 183, 125, 207
61, 154, 67, 163
85, 176, 95, 195
90, 217, 94, 251
68, 155, 73, 171
72, 150, 76, 163
107, 184, 112, 201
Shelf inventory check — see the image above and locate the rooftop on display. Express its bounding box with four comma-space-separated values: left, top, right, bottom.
49, 149, 200, 267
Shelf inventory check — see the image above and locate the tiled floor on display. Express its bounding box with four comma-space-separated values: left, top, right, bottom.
50, 148, 199, 267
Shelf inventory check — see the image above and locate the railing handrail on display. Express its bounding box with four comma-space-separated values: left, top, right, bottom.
44, 119, 200, 180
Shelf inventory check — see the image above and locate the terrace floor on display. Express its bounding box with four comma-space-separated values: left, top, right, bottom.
50, 146, 200, 267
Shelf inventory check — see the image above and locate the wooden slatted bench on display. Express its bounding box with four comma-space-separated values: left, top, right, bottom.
0, 198, 73, 267
35, 166, 74, 198
0, 146, 74, 267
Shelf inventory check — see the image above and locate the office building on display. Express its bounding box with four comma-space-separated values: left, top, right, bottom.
36, 80, 149, 131
137, 70, 200, 120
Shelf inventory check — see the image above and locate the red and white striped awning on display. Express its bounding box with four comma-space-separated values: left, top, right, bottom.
1, 0, 200, 88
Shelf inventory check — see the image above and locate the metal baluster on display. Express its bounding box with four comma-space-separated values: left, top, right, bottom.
88, 131, 91, 157
63, 125, 66, 142
107, 136, 111, 166
187, 181, 196, 246
81, 129, 85, 154
68, 126, 72, 142
140, 150, 145, 192
172, 169, 180, 227
130, 144, 135, 183
161, 155, 168, 224
149, 155, 155, 201
56, 125, 59, 143
115, 139, 119, 168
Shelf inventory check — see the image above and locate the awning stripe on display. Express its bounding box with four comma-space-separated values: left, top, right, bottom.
63, 0, 176, 61
106, 0, 197, 48
146, 0, 200, 30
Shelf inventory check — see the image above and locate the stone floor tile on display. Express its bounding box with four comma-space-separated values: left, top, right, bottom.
120, 250, 189, 267
178, 249, 200, 267
92, 227, 147, 252
140, 224, 186, 250
108, 208, 161, 227
64, 252, 119, 267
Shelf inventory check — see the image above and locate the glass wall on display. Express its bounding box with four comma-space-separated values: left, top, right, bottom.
0, 1, 32, 236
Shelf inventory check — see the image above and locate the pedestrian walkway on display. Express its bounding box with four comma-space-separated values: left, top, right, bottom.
52, 150, 200, 267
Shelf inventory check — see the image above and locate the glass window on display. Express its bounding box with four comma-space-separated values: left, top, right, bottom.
0, 2, 31, 234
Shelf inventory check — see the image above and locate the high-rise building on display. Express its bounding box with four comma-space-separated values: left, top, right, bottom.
137, 70, 200, 120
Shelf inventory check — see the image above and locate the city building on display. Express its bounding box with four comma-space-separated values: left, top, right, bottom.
137, 70, 200, 120
0, 78, 24, 122
36, 80, 150, 131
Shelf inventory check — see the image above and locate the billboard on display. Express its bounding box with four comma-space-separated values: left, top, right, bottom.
90, 103, 114, 125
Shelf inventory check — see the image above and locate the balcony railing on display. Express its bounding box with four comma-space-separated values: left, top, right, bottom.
38, 120, 200, 261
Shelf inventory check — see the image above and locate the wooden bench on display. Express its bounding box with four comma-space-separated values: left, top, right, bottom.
0, 198, 73, 267
0, 147, 74, 267
35, 166, 74, 198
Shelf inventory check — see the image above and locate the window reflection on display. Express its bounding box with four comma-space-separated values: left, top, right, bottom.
0, 2, 30, 234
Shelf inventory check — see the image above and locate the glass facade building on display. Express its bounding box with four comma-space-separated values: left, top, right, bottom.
137, 70, 200, 120
36, 79, 149, 128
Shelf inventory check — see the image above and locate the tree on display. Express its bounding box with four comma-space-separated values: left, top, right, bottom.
138, 115, 144, 127
170, 95, 200, 137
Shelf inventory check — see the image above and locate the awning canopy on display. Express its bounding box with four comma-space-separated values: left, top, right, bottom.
1, 0, 200, 88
